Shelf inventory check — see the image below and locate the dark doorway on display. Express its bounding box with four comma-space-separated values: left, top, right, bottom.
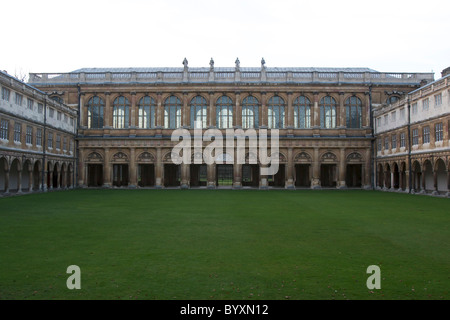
295, 164, 310, 187
242, 164, 259, 187
33, 162, 40, 190
52, 165, 58, 188
138, 164, 155, 187
216, 164, 233, 186
269, 164, 285, 187
88, 164, 103, 187
321, 164, 336, 187
190, 164, 207, 187
346, 164, 362, 187
164, 164, 180, 187
113, 164, 128, 187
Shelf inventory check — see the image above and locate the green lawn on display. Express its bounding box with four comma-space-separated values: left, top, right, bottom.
0, 189, 448, 300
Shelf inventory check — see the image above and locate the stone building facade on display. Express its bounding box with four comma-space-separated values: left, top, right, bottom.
374, 72, 450, 195
0, 70, 77, 194
25, 59, 435, 192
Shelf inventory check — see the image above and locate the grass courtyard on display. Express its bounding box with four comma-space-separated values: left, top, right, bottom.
0, 189, 448, 300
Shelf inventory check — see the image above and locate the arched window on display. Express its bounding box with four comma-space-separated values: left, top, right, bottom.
320, 96, 336, 129
268, 96, 285, 129
113, 96, 130, 129
190, 96, 208, 129
293, 96, 311, 129
242, 96, 259, 129
345, 96, 362, 128
87, 96, 104, 129
164, 96, 182, 129
50, 96, 64, 104
386, 95, 400, 105
216, 96, 233, 129
138, 96, 156, 129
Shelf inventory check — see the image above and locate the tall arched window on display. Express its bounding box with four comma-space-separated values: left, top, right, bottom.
113, 96, 130, 129
190, 96, 208, 129
87, 96, 104, 129
138, 96, 156, 129
320, 96, 336, 129
345, 96, 362, 128
268, 96, 285, 129
293, 96, 311, 129
242, 96, 259, 129
164, 96, 182, 129
216, 96, 233, 129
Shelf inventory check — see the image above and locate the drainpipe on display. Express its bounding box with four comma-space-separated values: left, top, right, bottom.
42, 94, 47, 191
368, 85, 375, 190
76, 84, 81, 188
407, 95, 412, 193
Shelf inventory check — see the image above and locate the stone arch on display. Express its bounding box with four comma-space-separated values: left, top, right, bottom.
53, 162, 60, 188
294, 151, 312, 163
346, 152, 363, 163
9, 158, 21, 192
384, 163, 391, 189
22, 159, 32, 192
422, 159, 433, 192
0, 156, 9, 192
86, 151, 104, 163
111, 151, 129, 163
137, 151, 156, 163
435, 158, 447, 192
320, 151, 338, 163
33, 159, 42, 190
411, 160, 422, 192
377, 163, 384, 188
392, 161, 400, 189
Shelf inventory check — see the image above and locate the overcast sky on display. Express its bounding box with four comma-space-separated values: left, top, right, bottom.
2, 0, 449, 80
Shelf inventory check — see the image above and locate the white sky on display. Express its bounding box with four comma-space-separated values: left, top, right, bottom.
2, 0, 449, 79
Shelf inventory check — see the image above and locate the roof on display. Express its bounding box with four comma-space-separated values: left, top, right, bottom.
71, 67, 380, 73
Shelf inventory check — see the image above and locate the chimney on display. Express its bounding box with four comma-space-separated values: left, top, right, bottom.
441, 67, 450, 78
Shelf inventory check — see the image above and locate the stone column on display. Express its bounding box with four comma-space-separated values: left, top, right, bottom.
421, 169, 426, 193
405, 169, 410, 193
287, 92, 294, 128
261, 92, 267, 127
4, 169, 9, 194
364, 91, 370, 128
311, 147, 321, 188
181, 163, 189, 189
156, 92, 163, 127
79, 93, 86, 128
48, 167, 53, 190
338, 148, 346, 188
183, 92, 189, 128
338, 92, 345, 128
28, 164, 33, 192
286, 147, 294, 189
130, 92, 137, 131
364, 148, 371, 189
155, 147, 162, 188
390, 171, 395, 190
129, 147, 137, 188
260, 164, 268, 189
78, 149, 85, 186
312, 92, 319, 128
447, 170, 450, 197
207, 164, 216, 189
104, 92, 111, 128
432, 170, 439, 195
103, 148, 111, 187
235, 91, 241, 127
209, 92, 215, 127
17, 168, 22, 193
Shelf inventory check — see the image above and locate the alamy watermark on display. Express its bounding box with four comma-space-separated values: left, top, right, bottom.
171, 122, 280, 175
